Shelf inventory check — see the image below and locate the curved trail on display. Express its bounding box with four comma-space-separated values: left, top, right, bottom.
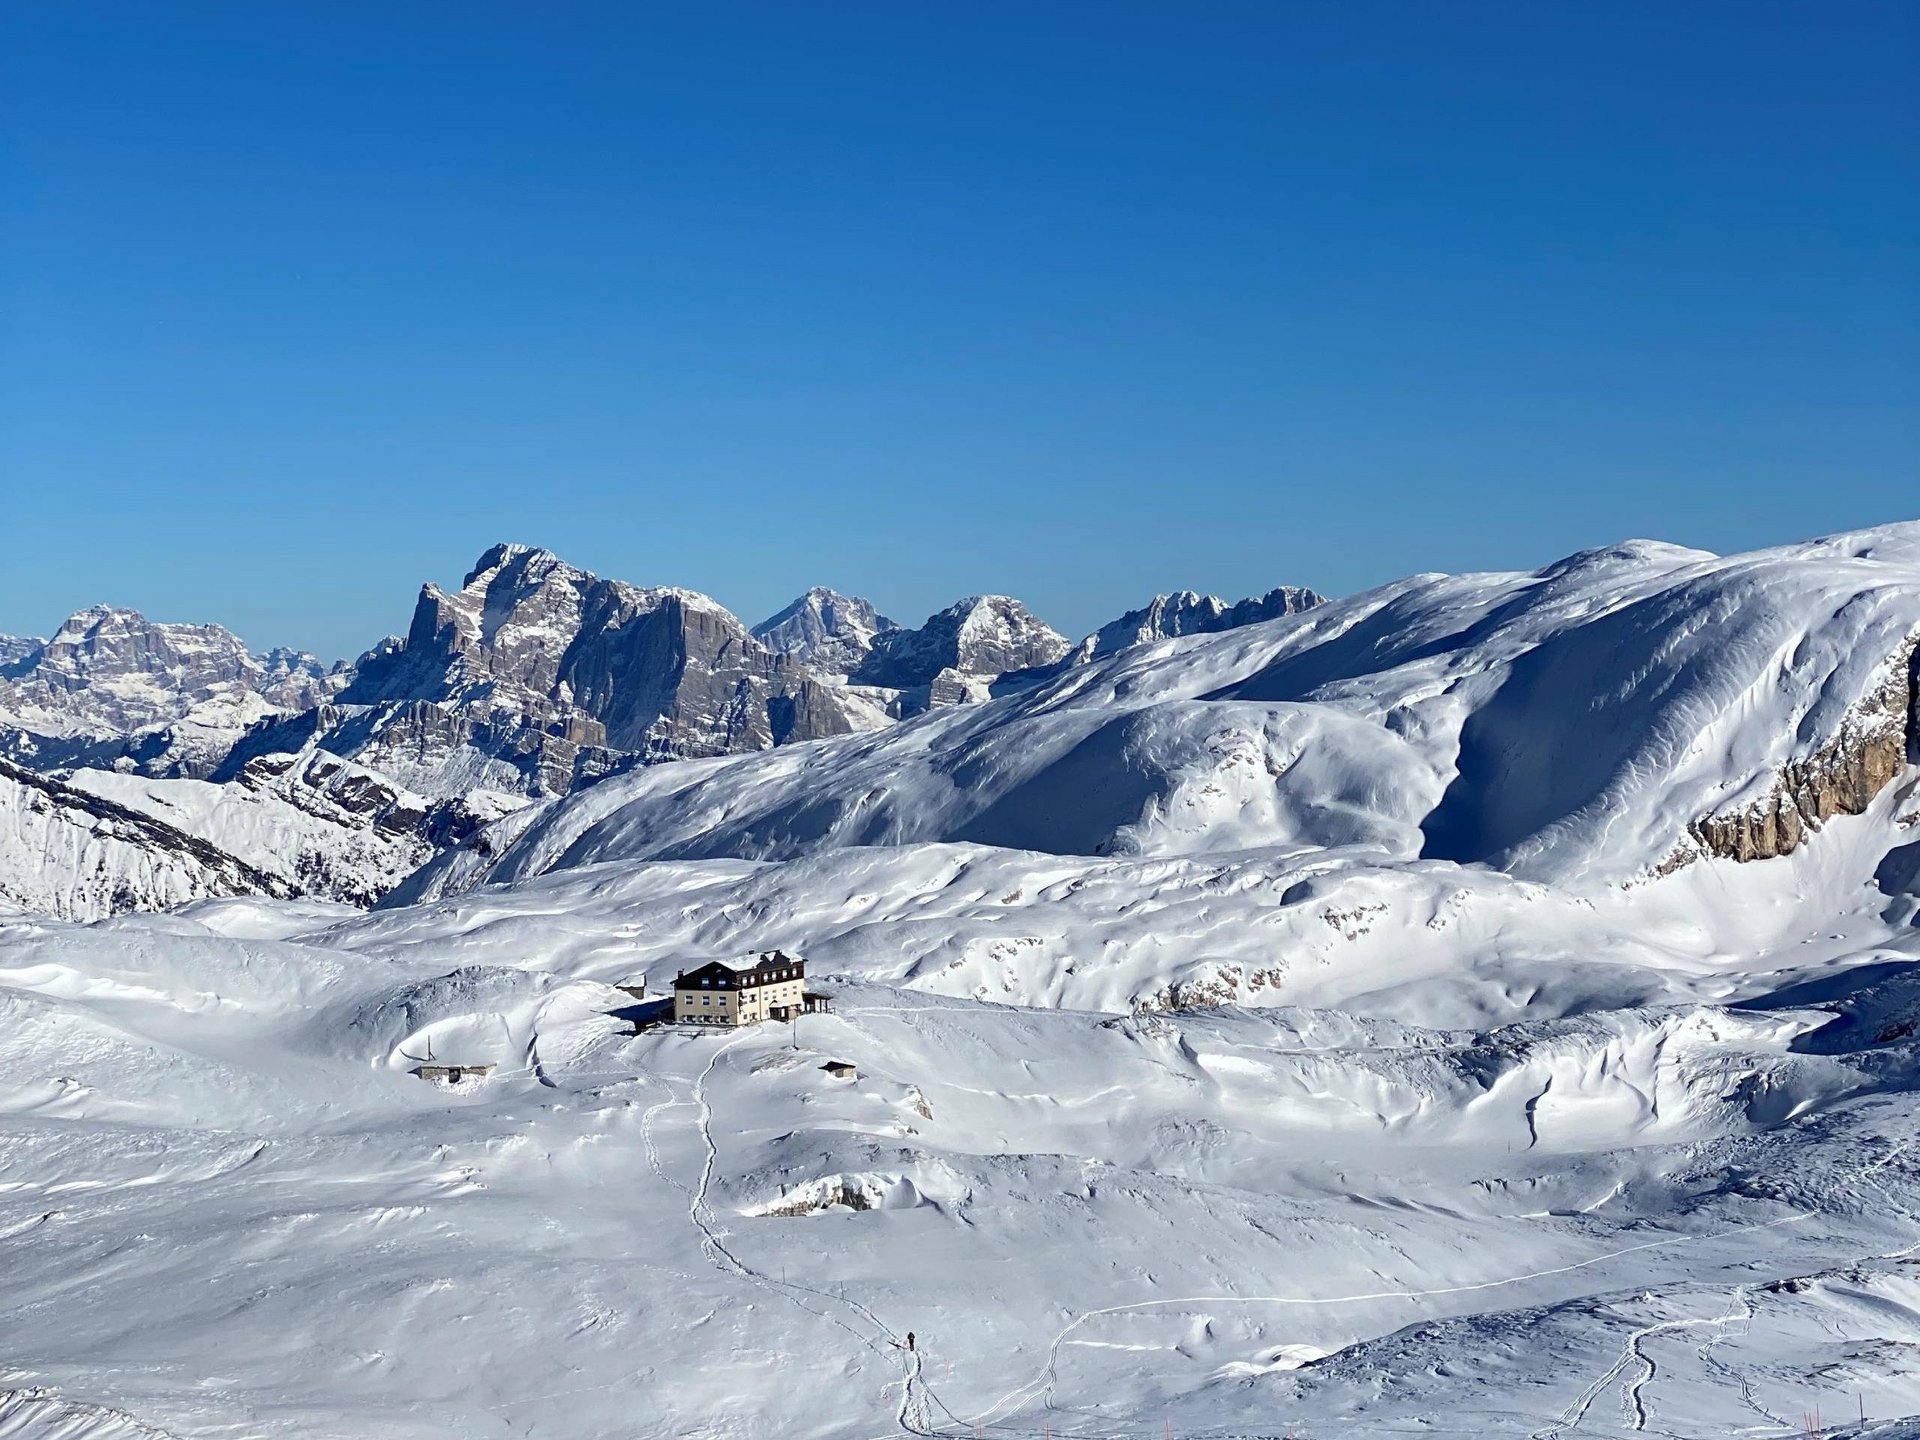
663, 1035, 938, 1434
944, 1138, 1920, 1439
1531, 1309, 1745, 1440
1529, 1138, 1917, 1440
542, 1021, 1920, 1440
966, 1214, 1812, 1434
500, 1020, 1918, 1440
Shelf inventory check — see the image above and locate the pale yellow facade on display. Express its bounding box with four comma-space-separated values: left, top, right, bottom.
673, 969, 806, 1027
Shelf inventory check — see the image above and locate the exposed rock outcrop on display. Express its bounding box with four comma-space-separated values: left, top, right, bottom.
0, 635, 42, 667
1689, 634, 1919, 863
0, 606, 345, 778
757, 1180, 878, 1216
68, 748, 516, 908
1, 606, 336, 726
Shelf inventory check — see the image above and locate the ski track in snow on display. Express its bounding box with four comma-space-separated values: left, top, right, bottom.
897, 1140, 1920, 1439
675, 1036, 935, 1435
1529, 1140, 1917, 1440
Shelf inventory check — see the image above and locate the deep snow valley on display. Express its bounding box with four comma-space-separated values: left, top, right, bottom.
6, 524, 1920, 1439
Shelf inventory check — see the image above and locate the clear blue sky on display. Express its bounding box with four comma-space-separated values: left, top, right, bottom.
3, 2, 1915, 660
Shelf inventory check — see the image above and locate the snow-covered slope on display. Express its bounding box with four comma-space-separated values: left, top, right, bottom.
1069, 583, 1325, 663
3, 885, 1920, 1438
63, 751, 522, 911
0, 757, 292, 918
449, 527, 1920, 880
6, 522, 1920, 1440
389, 526, 1920, 1017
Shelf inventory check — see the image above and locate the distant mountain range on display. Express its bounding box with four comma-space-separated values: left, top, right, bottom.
0, 548, 1324, 916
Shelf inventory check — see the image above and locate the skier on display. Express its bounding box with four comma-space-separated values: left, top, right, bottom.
905, 1332, 915, 1352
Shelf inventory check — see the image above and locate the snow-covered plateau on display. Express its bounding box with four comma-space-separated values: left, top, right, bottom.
6, 523, 1920, 1439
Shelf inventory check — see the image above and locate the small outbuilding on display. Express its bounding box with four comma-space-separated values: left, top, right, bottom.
820, 1060, 858, 1081
415, 1063, 497, 1084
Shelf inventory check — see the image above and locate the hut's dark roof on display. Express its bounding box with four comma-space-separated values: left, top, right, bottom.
674, 951, 804, 989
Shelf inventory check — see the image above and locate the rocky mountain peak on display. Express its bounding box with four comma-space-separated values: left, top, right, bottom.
0, 604, 345, 778
459, 541, 602, 603
464, 541, 553, 587
4, 606, 294, 720
851, 594, 1069, 689
753, 588, 898, 677
316, 546, 873, 798
258, 647, 337, 683
39, 604, 254, 673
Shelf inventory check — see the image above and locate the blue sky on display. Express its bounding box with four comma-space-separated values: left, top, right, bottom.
3, 2, 1915, 659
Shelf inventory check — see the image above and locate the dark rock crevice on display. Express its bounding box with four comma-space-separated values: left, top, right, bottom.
1909, 640, 1920, 765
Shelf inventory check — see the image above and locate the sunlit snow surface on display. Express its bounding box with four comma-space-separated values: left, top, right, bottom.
7, 525, 1920, 1438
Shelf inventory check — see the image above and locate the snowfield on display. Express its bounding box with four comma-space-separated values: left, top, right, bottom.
5, 524, 1920, 1439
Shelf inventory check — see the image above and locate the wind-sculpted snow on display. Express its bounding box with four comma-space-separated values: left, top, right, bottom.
6, 523, 1920, 1438
3, 890, 1920, 1437
439, 525, 1920, 893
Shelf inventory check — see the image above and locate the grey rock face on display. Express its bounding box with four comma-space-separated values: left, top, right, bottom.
852, 595, 1069, 689
5, 606, 273, 727
0, 606, 346, 777
0, 636, 42, 667
257, 647, 345, 708
265, 544, 868, 798
753, 588, 898, 677
1073, 586, 1324, 664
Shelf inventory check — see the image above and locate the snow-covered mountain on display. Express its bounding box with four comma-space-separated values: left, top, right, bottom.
408, 526, 1920, 1011
0, 744, 511, 920
752, 587, 898, 676
66, 749, 518, 910
851, 593, 1070, 689
0, 606, 344, 777
835, 592, 1073, 715
1070, 583, 1324, 663
0, 634, 42, 667
6, 522, 1920, 1439
0, 755, 294, 917
221, 544, 875, 802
